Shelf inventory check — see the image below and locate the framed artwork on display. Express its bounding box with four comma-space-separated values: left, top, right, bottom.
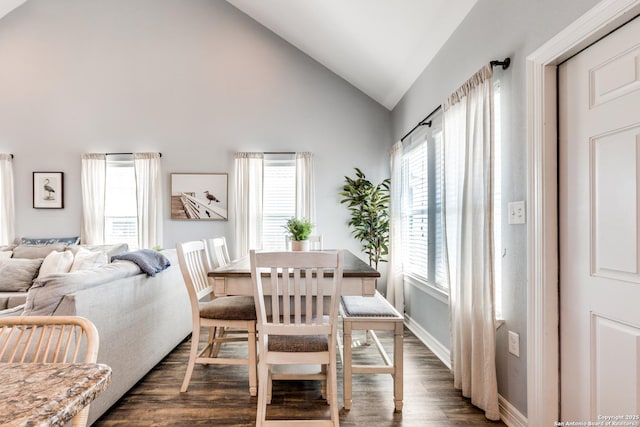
33, 172, 64, 209
170, 173, 228, 220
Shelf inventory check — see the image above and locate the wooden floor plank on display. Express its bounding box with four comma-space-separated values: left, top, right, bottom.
95, 327, 506, 426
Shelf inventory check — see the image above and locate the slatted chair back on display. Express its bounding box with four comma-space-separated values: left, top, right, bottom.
250, 250, 342, 338
0, 315, 99, 364
177, 240, 213, 305
203, 237, 231, 269
0, 315, 100, 427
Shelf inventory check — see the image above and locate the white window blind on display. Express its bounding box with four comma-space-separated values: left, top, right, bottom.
401, 136, 429, 282
262, 154, 296, 251
105, 155, 138, 249
401, 112, 447, 291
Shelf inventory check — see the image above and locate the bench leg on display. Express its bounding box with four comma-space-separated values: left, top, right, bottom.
343, 320, 353, 410
393, 321, 403, 412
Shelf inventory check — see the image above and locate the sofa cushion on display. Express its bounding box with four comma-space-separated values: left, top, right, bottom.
12, 244, 67, 259
70, 248, 108, 272
20, 236, 80, 245
24, 261, 142, 316
38, 250, 74, 278
66, 243, 129, 262
0, 292, 27, 310
0, 258, 44, 292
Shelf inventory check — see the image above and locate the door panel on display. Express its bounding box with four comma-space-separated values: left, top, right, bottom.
559, 16, 640, 420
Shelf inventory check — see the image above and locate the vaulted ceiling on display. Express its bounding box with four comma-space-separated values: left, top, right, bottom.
226, 0, 478, 110
0, 0, 26, 21
0, 0, 478, 111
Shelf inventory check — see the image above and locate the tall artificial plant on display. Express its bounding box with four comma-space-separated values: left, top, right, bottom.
339, 167, 390, 270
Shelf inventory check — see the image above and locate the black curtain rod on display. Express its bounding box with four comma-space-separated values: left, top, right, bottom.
106, 152, 162, 157
400, 105, 442, 142
490, 57, 511, 70
400, 57, 511, 143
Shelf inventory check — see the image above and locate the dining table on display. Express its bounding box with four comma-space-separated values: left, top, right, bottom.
0, 362, 112, 427
208, 249, 380, 297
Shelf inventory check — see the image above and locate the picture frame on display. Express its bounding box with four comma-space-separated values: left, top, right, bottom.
33, 172, 64, 209
170, 173, 228, 220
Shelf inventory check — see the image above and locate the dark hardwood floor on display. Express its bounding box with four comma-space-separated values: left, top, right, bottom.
94, 327, 507, 426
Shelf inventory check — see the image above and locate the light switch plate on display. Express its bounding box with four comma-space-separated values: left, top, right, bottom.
508, 331, 520, 357
508, 201, 526, 224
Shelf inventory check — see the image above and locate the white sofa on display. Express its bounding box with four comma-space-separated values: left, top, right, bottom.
0, 244, 192, 425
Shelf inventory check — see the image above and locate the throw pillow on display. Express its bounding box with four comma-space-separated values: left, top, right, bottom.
70, 248, 107, 271
12, 244, 67, 259
0, 258, 44, 292
20, 236, 80, 245
37, 250, 74, 278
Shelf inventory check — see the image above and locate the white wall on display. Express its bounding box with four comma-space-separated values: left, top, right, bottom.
0, 0, 391, 261
391, 0, 601, 417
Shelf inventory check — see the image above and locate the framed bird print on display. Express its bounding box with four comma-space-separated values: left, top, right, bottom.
170, 173, 228, 220
33, 172, 64, 209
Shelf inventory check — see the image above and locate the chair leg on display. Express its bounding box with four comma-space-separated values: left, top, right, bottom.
320, 364, 327, 400
248, 322, 257, 397
207, 326, 217, 357
256, 355, 268, 427
267, 368, 273, 404
181, 327, 200, 392
328, 352, 340, 425
343, 320, 353, 410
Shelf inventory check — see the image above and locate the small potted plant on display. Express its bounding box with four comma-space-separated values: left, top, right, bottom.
283, 217, 313, 251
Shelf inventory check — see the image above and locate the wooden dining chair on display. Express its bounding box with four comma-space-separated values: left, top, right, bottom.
202, 236, 243, 357
250, 249, 343, 427
203, 236, 231, 268
176, 240, 257, 395
0, 315, 100, 427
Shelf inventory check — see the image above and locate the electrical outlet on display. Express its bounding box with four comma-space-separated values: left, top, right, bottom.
508, 201, 526, 224
508, 331, 520, 357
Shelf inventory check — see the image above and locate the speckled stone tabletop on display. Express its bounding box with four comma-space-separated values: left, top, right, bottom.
0, 363, 112, 427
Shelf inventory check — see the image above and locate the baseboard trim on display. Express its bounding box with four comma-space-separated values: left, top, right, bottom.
403, 314, 451, 369
499, 394, 528, 427
404, 316, 528, 425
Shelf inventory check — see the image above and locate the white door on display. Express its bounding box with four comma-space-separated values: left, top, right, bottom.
559, 16, 640, 420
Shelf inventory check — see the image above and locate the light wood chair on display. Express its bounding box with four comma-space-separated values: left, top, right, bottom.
0, 315, 100, 427
203, 236, 231, 268
338, 291, 404, 412
202, 236, 244, 357
250, 249, 343, 427
176, 240, 257, 395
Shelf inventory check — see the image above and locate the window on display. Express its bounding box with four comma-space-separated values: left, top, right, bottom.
262, 153, 296, 250
105, 154, 138, 249
400, 113, 447, 291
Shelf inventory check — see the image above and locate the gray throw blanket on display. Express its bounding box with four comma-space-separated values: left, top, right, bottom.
111, 249, 171, 276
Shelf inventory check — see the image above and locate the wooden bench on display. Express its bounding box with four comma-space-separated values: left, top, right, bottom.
339, 291, 404, 411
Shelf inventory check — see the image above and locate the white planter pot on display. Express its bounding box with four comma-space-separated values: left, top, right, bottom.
291, 240, 309, 251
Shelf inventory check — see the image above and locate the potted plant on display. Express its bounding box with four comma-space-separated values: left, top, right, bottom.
339, 167, 390, 269
283, 217, 313, 251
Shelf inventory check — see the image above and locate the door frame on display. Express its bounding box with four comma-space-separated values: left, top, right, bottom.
526, 0, 640, 424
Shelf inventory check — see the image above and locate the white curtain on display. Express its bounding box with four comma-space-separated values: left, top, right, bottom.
234, 152, 263, 259
443, 64, 499, 420
80, 153, 106, 245
134, 153, 163, 249
295, 152, 315, 226
0, 154, 14, 245
387, 142, 403, 310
